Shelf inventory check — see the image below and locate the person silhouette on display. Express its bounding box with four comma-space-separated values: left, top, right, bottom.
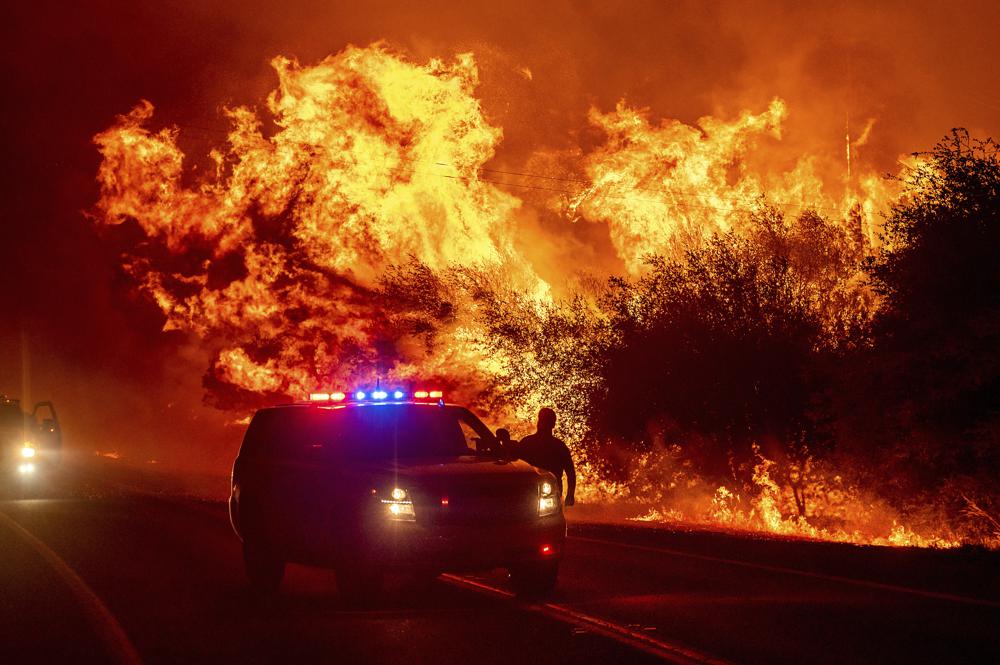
512, 408, 576, 506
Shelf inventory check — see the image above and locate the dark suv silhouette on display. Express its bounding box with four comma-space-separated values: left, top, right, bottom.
2, 396, 61, 478
229, 395, 566, 598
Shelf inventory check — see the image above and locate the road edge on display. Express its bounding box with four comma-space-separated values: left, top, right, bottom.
0, 508, 144, 665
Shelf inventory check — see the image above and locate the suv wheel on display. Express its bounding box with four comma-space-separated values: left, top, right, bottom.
243, 540, 285, 594
509, 560, 559, 597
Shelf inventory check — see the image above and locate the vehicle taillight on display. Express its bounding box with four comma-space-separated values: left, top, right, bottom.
538, 480, 559, 517
380, 487, 415, 521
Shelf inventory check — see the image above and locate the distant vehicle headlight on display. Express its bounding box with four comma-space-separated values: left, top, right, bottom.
539, 480, 559, 516
18, 462, 35, 475
381, 487, 415, 521
21, 445, 36, 458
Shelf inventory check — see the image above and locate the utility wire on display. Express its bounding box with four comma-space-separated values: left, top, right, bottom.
129, 121, 865, 217
420, 160, 847, 215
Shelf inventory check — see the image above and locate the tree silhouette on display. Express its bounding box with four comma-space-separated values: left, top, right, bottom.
859, 130, 1000, 486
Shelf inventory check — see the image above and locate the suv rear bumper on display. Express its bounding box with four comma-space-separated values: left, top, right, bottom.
352, 516, 567, 571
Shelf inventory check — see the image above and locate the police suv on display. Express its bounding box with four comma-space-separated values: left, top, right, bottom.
229, 388, 566, 598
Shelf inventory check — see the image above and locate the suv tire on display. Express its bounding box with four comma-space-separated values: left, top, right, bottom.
509, 560, 559, 597
243, 540, 284, 594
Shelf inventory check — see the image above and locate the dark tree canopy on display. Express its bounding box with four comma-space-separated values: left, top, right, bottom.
866, 130, 1000, 443
590, 209, 855, 478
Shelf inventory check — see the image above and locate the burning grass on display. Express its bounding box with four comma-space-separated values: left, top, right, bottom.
577, 445, 992, 549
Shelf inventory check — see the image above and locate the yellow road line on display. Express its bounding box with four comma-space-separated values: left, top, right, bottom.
441, 573, 731, 665
0, 508, 143, 665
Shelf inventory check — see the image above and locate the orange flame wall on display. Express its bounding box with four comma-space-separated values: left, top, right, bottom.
94, 45, 548, 399
93, 43, 893, 402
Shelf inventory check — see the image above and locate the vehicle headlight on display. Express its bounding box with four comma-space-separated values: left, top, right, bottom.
539, 480, 559, 517
381, 487, 415, 521
21, 445, 36, 458
18, 462, 35, 475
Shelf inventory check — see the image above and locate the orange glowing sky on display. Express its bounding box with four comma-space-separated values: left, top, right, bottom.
3, 0, 1000, 469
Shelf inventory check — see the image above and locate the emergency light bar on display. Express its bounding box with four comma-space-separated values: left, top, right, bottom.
307, 388, 443, 403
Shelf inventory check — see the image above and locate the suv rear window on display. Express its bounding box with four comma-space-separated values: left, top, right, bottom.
253, 404, 484, 462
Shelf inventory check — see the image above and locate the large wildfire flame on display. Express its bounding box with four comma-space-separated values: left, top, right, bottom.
567, 99, 897, 270
94, 44, 542, 401
93, 43, 981, 548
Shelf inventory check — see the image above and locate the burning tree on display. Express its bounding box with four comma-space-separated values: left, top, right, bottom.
842, 130, 1000, 543
471, 206, 868, 494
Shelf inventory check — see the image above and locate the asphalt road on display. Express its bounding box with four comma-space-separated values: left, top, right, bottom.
1, 462, 999, 665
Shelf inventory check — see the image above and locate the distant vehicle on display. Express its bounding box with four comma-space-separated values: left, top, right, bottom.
229, 388, 566, 598
1, 395, 61, 477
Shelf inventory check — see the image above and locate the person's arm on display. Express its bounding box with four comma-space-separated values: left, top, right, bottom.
563, 445, 576, 506
505, 438, 521, 460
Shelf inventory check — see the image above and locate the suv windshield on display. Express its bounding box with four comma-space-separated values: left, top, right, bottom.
333, 405, 471, 459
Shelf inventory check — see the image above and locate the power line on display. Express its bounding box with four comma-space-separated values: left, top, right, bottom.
121, 120, 865, 217
406, 162, 848, 216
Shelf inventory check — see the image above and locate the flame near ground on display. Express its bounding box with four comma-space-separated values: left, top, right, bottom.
92, 43, 995, 549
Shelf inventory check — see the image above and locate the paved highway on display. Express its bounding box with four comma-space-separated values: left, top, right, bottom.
1, 462, 998, 664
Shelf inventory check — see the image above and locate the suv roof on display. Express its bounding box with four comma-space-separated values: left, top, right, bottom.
243, 400, 497, 462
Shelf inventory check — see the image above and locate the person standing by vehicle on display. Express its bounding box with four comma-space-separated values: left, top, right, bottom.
513, 408, 576, 506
